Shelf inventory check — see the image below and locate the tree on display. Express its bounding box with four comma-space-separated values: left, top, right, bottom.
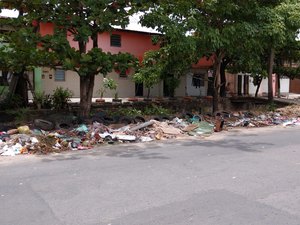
230, 0, 300, 99
0, 2, 57, 107
133, 50, 162, 98
189, 0, 287, 111
139, 2, 199, 97
271, 0, 300, 98
141, 1, 300, 110
140, 1, 266, 110
4, 1, 139, 117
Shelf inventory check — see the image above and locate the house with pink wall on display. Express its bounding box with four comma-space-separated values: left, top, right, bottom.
37, 22, 213, 99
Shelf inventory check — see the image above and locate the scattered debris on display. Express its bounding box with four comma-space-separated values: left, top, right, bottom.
1, 106, 300, 156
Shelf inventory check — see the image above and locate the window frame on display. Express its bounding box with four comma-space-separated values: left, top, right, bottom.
54, 68, 66, 82
110, 34, 121, 47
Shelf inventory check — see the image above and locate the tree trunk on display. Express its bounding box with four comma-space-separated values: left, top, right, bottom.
212, 55, 223, 113
15, 72, 28, 107
1, 71, 9, 86
79, 74, 95, 118
220, 58, 230, 97
255, 77, 262, 97
277, 74, 280, 98
268, 47, 275, 101
219, 63, 226, 97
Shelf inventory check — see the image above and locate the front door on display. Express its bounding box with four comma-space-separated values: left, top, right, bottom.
135, 83, 143, 96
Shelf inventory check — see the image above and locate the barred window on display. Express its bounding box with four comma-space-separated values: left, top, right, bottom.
110, 34, 121, 47
192, 74, 205, 88
55, 69, 65, 81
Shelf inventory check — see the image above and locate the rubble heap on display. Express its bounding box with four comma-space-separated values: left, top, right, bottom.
1, 107, 300, 156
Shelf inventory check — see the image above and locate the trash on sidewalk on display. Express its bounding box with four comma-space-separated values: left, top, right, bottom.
1, 106, 300, 156
129, 120, 155, 132
191, 121, 214, 135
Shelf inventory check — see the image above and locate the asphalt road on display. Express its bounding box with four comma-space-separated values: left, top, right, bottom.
1, 126, 300, 225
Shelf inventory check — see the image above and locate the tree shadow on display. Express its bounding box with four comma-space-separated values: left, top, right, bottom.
180, 138, 274, 152
103, 148, 170, 160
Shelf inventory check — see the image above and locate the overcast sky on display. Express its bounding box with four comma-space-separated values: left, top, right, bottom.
2, 9, 299, 39
0, 9, 158, 33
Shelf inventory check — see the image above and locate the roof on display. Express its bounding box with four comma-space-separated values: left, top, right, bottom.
0, 10, 160, 34
113, 13, 160, 34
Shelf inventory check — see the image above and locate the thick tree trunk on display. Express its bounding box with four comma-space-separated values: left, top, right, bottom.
277, 74, 281, 98
220, 62, 226, 97
255, 77, 262, 97
15, 73, 28, 107
8, 71, 28, 107
1, 71, 9, 86
212, 55, 223, 113
79, 74, 95, 118
268, 47, 275, 101
220, 58, 230, 97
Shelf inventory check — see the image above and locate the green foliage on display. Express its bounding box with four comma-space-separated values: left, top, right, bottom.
0, 94, 23, 110
143, 105, 173, 116
10, 107, 31, 124
114, 52, 139, 74
140, 3, 200, 97
111, 108, 143, 117
108, 105, 172, 117
0, 20, 57, 73
102, 77, 119, 99
1, 1, 139, 117
274, 66, 300, 79
51, 87, 73, 110
0, 86, 9, 101
103, 78, 117, 90
267, 101, 277, 112
33, 91, 52, 109
133, 50, 162, 98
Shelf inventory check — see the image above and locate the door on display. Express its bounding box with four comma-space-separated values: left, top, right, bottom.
135, 83, 143, 96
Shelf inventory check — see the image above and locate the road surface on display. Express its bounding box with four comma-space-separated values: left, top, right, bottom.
1, 126, 300, 225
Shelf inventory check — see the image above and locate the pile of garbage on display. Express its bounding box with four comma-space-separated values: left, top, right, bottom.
223, 110, 300, 128
1, 107, 300, 156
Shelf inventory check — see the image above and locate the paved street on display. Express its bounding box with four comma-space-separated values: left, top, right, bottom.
1, 126, 300, 225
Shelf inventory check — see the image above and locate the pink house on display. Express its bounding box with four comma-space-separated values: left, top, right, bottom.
37, 22, 213, 98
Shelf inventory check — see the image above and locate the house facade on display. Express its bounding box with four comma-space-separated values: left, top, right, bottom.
226, 73, 290, 97
37, 22, 213, 99
290, 78, 300, 94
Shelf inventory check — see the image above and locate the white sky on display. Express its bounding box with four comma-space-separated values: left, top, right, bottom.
0, 9, 19, 17
0, 9, 159, 33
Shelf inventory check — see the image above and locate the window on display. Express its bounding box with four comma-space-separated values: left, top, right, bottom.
55, 69, 65, 81
110, 34, 121, 47
192, 74, 205, 88
119, 70, 127, 78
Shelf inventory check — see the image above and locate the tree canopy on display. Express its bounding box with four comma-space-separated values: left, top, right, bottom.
1, 0, 300, 113
1, 0, 139, 116
139, 0, 300, 109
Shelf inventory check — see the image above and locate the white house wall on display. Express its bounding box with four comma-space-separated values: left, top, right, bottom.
248, 77, 269, 96
186, 69, 208, 97
280, 77, 290, 93
41, 67, 165, 98
175, 75, 186, 97
248, 75, 289, 96
41, 67, 207, 98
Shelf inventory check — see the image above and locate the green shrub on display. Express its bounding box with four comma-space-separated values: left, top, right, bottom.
143, 105, 173, 115
112, 108, 143, 117
4, 107, 30, 124
51, 87, 73, 110
33, 91, 52, 109
267, 101, 277, 112
0, 94, 23, 110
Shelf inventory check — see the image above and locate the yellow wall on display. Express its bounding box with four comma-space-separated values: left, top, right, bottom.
41, 67, 202, 98
41, 68, 165, 98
